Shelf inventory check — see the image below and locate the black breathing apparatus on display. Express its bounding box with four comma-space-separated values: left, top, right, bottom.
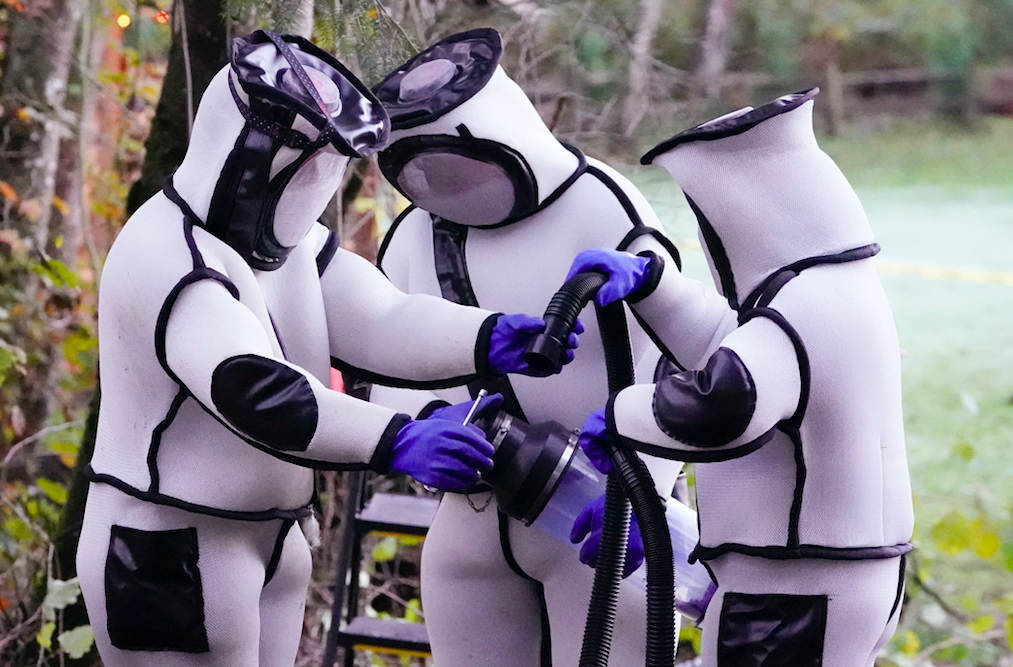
178, 31, 389, 271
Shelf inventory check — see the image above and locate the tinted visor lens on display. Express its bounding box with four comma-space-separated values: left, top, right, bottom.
379, 136, 537, 227
397, 153, 517, 226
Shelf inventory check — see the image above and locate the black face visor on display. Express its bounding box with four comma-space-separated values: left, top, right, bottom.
231, 31, 389, 156
195, 32, 391, 271
378, 129, 538, 227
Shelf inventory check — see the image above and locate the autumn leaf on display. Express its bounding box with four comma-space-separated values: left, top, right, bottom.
18, 198, 42, 222
16, 107, 30, 121
0, 181, 17, 202
0, 229, 26, 253
51, 196, 70, 216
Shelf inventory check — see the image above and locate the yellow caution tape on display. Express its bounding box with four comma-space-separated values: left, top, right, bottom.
874, 260, 1013, 286
671, 237, 1013, 286
356, 645, 432, 658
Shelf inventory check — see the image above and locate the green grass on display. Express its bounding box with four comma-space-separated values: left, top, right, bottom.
821, 116, 1013, 191
622, 115, 1013, 660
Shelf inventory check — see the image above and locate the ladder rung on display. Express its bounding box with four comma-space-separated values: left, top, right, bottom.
357, 493, 440, 536
337, 616, 431, 654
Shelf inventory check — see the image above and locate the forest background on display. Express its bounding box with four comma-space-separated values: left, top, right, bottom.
0, 0, 1012, 665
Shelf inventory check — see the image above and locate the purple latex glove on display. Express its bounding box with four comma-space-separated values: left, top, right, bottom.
488, 313, 583, 376
570, 493, 645, 578
428, 392, 504, 424
579, 408, 617, 474
565, 248, 654, 306
390, 419, 494, 492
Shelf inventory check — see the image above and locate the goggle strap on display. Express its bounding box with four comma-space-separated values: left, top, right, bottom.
229, 76, 315, 150
265, 32, 333, 119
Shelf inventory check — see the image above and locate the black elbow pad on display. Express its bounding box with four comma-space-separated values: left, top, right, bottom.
211, 355, 318, 451
654, 347, 756, 448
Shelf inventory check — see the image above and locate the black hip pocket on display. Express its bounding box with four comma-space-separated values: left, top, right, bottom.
717, 592, 827, 667
105, 525, 210, 653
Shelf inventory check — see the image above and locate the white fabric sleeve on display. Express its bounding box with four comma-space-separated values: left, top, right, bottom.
164, 278, 406, 470
370, 384, 448, 420
608, 315, 801, 462
624, 233, 738, 371
320, 247, 497, 387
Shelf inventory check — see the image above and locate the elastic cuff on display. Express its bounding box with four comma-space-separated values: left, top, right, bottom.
627, 251, 664, 304
369, 413, 412, 474
417, 400, 452, 420
475, 313, 502, 377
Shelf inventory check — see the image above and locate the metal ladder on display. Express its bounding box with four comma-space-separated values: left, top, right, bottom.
321, 470, 440, 666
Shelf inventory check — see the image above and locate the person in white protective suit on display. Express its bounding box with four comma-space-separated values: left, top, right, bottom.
569, 89, 914, 667
367, 28, 685, 667
76, 31, 575, 667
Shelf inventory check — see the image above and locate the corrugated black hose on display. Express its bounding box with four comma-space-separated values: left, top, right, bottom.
525, 271, 676, 667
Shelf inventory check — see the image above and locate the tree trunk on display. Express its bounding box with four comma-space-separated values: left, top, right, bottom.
0, 0, 86, 443
621, 0, 663, 137
125, 0, 229, 215
695, 0, 738, 106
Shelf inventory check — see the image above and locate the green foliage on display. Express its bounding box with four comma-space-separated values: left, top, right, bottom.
224, 0, 311, 34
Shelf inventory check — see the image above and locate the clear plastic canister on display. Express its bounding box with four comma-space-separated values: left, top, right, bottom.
531, 448, 717, 623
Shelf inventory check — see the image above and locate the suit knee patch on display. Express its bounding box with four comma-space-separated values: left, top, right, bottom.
105, 525, 210, 653
717, 592, 827, 667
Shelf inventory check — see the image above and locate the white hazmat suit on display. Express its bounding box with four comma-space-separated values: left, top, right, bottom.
369, 28, 685, 667
591, 89, 914, 667
77, 32, 539, 667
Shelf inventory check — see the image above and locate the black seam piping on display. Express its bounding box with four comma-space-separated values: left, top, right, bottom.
738, 306, 811, 547
888, 554, 907, 620
628, 308, 688, 373
686, 195, 737, 309
268, 311, 289, 360
740, 308, 811, 426
781, 424, 806, 549
87, 467, 314, 522
464, 144, 588, 230
740, 243, 881, 310
641, 88, 819, 164
689, 541, 913, 563
616, 226, 683, 272
498, 510, 537, 581
605, 394, 774, 462
264, 519, 296, 586
186, 388, 374, 471
154, 269, 242, 380
376, 204, 416, 274
329, 355, 481, 391
586, 163, 645, 227
147, 388, 188, 494
315, 228, 340, 277
183, 217, 205, 270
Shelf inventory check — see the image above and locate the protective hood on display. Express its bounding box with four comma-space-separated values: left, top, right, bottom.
641, 89, 876, 309
373, 28, 582, 228
170, 31, 389, 270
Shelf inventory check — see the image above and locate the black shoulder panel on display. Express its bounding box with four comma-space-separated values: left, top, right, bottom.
211, 354, 318, 451
653, 347, 756, 448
